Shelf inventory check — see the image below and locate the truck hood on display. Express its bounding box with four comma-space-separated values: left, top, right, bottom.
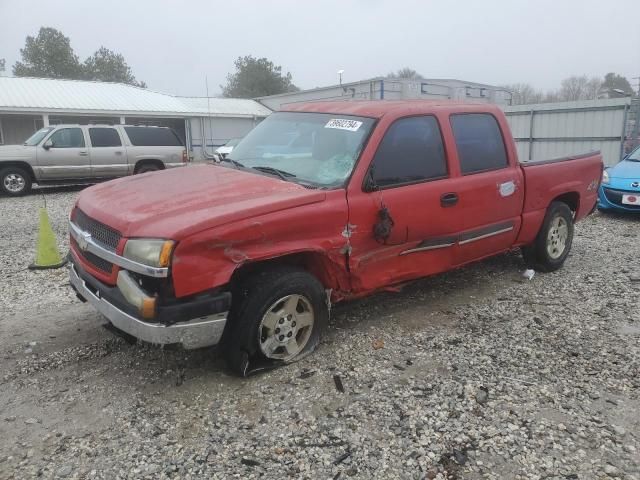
609, 160, 640, 180
0, 144, 35, 160
76, 165, 327, 239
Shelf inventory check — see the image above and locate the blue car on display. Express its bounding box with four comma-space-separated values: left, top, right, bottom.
598, 146, 640, 213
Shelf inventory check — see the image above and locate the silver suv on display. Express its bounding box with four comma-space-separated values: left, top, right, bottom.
0, 124, 188, 196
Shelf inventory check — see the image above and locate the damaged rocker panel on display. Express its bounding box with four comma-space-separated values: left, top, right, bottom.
400, 237, 456, 256
399, 221, 515, 256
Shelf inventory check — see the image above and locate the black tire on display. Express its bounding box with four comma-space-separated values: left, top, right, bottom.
222, 266, 328, 376
136, 163, 161, 174
521, 201, 574, 272
0, 167, 32, 196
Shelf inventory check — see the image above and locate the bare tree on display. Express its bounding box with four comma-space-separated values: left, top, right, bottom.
543, 90, 561, 103
502, 83, 543, 105
387, 67, 424, 80
585, 77, 603, 99
559, 76, 590, 101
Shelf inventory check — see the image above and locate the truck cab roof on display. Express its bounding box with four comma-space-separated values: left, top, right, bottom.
283, 100, 502, 119
46, 124, 173, 129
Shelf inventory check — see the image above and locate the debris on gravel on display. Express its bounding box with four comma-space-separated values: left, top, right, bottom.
1, 189, 639, 479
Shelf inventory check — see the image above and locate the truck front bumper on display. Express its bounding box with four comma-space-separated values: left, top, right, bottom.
69, 259, 229, 349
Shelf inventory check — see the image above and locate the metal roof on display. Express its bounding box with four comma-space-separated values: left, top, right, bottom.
0, 76, 271, 118
177, 96, 271, 117
256, 77, 502, 100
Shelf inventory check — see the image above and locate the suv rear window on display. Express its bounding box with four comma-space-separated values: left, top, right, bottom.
124, 127, 183, 147
89, 128, 121, 147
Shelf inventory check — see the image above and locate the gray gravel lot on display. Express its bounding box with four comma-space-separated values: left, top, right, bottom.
0, 187, 639, 479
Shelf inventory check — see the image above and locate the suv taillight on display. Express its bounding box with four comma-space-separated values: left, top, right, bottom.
182, 149, 188, 163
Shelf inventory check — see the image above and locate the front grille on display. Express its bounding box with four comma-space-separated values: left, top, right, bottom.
74, 208, 122, 251
71, 237, 114, 273
603, 188, 640, 210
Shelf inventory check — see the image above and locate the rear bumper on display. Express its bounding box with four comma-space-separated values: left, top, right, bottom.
68, 258, 229, 349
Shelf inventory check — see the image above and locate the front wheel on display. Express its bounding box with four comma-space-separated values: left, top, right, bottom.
223, 266, 328, 376
0, 167, 32, 196
522, 201, 574, 272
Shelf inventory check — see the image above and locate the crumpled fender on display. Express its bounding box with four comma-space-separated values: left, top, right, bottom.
171, 190, 351, 299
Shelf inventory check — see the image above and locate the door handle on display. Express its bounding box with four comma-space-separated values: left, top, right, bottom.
79, 151, 88, 156
440, 192, 458, 207
115, 151, 123, 155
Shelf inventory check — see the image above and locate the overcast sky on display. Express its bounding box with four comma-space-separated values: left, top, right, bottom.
1, 0, 639, 97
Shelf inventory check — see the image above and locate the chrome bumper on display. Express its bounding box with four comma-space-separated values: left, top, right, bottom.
69, 263, 227, 349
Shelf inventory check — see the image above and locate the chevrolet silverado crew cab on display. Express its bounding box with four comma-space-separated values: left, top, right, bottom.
67, 101, 603, 376
0, 124, 187, 196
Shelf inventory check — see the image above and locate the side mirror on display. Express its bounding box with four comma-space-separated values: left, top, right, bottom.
43, 140, 53, 150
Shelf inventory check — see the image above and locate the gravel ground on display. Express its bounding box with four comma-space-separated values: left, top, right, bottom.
0, 188, 639, 480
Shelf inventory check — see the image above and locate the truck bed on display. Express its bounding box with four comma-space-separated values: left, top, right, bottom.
515, 151, 603, 246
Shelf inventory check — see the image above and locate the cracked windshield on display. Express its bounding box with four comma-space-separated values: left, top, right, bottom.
227, 112, 375, 187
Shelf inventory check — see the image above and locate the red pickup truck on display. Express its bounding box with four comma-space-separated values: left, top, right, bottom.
68, 101, 602, 375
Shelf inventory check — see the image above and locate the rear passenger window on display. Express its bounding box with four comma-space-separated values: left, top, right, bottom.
370, 116, 447, 188
450, 114, 508, 174
124, 127, 183, 146
89, 128, 122, 147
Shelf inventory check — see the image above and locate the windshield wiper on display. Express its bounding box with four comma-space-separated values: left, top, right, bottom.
220, 157, 245, 168
251, 166, 297, 180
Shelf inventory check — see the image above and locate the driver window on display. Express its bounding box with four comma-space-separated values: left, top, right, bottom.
49, 128, 85, 148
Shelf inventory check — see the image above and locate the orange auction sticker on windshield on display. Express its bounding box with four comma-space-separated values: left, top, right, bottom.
325, 119, 363, 131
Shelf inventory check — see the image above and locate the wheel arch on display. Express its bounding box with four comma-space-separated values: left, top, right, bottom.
551, 191, 580, 214
134, 159, 165, 173
0, 161, 36, 182
229, 250, 349, 296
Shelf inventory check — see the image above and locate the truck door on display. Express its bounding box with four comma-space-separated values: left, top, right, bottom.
88, 127, 128, 178
346, 115, 461, 292
37, 127, 90, 179
448, 113, 524, 265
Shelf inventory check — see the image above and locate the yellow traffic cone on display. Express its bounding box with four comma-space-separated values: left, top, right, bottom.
28, 208, 67, 270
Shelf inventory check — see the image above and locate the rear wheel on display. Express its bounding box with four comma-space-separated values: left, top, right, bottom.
136, 163, 161, 174
0, 167, 32, 196
522, 201, 574, 272
223, 266, 328, 376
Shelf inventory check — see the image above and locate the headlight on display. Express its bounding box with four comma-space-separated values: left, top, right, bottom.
123, 239, 175, 267
602, 169, 610, 184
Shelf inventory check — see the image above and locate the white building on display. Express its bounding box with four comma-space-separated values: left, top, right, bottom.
0, 76, 272, 161
257, 77, 513, 110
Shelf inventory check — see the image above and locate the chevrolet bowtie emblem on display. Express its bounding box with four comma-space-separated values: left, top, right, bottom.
78, 231, 91, 251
